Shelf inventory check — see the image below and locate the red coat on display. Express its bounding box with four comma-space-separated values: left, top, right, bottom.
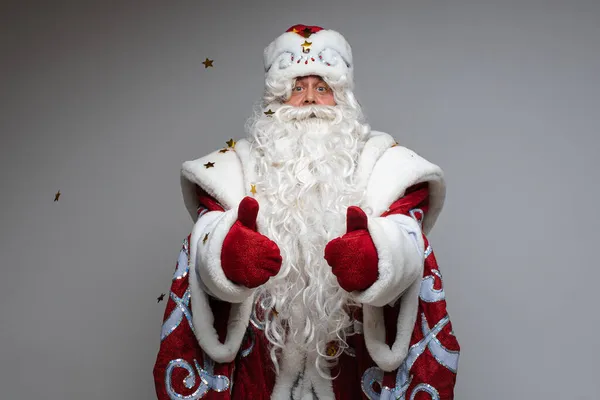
153, 182, 460, 399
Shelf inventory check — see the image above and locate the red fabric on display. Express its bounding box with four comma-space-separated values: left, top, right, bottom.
221, 197, 282, 288
324, 206, 379, 292
286, 24, 324, 36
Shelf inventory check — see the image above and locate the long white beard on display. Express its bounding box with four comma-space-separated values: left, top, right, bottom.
247, 103, 371, 376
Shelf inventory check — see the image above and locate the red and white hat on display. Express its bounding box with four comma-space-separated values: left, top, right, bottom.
263, 24, 354, 89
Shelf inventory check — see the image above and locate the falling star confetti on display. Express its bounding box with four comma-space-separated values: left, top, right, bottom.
203, 233, 209, 244
157, 293, 165, 303
219, 148, 229, 153
250, 184, 257, 195
54, 191, 61, 202
202, 58, 214, 68
204, 162, 215, 168
226, 138, 236, 149
264, 109, 275, 116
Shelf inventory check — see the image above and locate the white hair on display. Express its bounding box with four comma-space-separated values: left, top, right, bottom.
244, 79, 372, 378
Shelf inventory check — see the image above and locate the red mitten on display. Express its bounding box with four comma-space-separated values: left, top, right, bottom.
221, 197, 282, 288
324, 206, 379, 292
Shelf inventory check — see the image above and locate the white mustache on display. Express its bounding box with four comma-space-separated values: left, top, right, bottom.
275, 105, 340, 122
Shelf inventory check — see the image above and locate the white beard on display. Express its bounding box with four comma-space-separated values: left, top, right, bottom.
247, 103, 371, 376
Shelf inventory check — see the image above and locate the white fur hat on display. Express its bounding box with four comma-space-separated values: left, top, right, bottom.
263, 25, 354, 90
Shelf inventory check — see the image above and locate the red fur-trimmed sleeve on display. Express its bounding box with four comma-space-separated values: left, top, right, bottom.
377, 182, 460, 399
153, 186, 235, 400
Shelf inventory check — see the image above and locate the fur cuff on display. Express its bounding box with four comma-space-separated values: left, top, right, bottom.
350, 214, 425, 307
188, 258, 254, 363
190, 209, 255, 304
362, 278, 421, 371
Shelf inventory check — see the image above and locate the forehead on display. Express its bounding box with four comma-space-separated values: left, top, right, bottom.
294, 75, 327, 85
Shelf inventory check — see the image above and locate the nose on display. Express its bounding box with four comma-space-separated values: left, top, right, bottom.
303, 88, 316, 104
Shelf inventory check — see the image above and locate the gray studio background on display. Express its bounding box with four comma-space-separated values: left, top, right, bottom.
1, 0, 599, 399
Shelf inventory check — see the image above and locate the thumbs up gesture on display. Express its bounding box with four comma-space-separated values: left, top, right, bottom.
221, 197, 282, 288
324, 206, 379, 292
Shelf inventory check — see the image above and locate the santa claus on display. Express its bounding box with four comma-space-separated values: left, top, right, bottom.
153, 24, 460, 399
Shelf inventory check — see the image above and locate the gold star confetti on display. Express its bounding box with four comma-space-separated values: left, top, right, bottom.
250, 184, 257, 195
391, 142, 398, 147
203, 233, 209, 244
218, 148, 229, 153
326, 344, 337, 357
202, 58, 214, 68
301, 40, 312, 51
54, 190, 61, 202
291, 27, 299, 34
157, 293, 165, 303
264, 109, 275, 116
204, 162, 215, 168
226, 138, 236, 148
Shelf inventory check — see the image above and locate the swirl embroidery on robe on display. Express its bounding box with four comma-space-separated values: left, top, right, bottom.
161, 288, 195, 341
165, 352, 230, 399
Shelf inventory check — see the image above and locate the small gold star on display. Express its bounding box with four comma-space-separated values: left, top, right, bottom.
250, 184, 257, 195
204, 162, 215, 168
218, 148, 229, 153
264, 109, 275, 116
203, 233, 209, 244
202, 58, 214, 68
326, 344, 337, 357
301, 40, 312, 51
157, 293, 165, 303
54, 190, 61, 202
226, 138, 236, 148
291, 27, 299, 34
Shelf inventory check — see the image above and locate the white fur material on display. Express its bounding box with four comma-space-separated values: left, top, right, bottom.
264, 28, 354, 89
364, 143, 446, 235
180, 147, 246, 222
350, 214, 425, 308
362, 278, 421, 372
188, 232, 255, 363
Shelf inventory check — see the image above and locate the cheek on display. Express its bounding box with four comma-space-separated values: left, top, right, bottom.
320, 93, 336, 106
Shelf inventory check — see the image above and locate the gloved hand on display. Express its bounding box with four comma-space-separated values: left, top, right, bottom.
221, 197, 282, 288
324, 206, 379, 292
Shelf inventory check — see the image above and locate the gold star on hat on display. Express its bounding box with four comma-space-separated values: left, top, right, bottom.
301, 40, 312, 52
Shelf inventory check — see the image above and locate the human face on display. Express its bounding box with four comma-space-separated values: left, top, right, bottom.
284, 75, 336, 106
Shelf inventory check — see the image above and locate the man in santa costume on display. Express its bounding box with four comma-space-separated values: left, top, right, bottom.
153, 24, 460, 399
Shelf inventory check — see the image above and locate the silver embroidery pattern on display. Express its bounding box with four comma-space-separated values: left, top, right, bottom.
161, 288, 195, 341
419, 269, 445, 303
173, 242, 190, 281
165, 353, 230, 399
410, 383, 440, 400
240, 327, 255, 358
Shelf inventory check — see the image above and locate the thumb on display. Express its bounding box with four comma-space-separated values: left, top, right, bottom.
237, 196, 259, 230
346, 206, 368, 232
